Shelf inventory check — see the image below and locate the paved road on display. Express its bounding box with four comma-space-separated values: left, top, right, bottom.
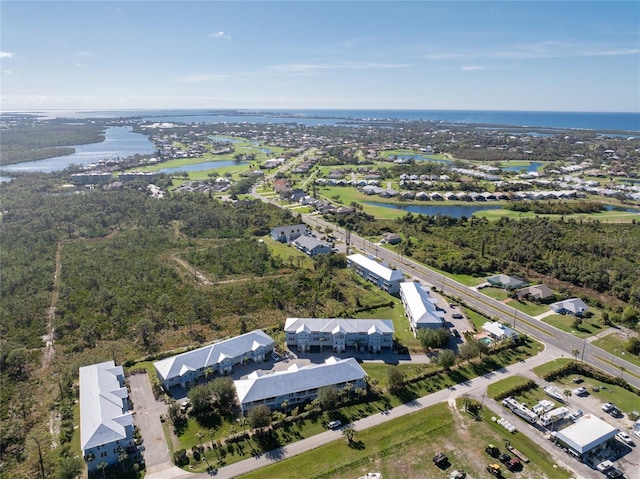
302, 214, 640, 390
128, 373, 172, 470
146, 344, 595, 479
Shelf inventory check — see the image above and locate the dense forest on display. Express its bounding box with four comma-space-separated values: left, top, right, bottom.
0, 175, 393, 477
337, 211, 640, 308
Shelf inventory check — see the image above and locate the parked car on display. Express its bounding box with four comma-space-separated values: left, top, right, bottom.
451, 329, 461, 338
606, 468, 624, 479
569, 409, 584, 421
327, 420, 342, 429
616, 432, 635, 446
573, 387, 587, 396
602, 403, 615, 412
452, 313, 464, 319
609, 408, 623, 418
572, 376, 584, 383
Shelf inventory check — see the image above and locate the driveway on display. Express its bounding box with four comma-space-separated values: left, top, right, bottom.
128, 373, 175, 472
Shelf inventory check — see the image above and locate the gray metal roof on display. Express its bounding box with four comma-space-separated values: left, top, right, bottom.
234, 357, 367, 405
400, 282, 445, 327
347, 254, 404, 282
154, 330, 274, 383
80, 361, 133, 451
284, 318, 394, 335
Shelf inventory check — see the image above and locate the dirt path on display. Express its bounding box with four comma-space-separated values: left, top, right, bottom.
42, 241, 62, 369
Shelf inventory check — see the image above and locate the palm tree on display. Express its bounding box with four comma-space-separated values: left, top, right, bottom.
571, 349, 580, 360
97, 461, 108, 479
117, 447, 129, 473
281, 400, 289, 415
342, 425, 356, 444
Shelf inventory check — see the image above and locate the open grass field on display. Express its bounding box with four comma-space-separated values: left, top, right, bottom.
238, 400, 573, 479
542, 314, 607, 339
591, 333, 640, 369
474, 207, 640, 223
486, 375, 535, 399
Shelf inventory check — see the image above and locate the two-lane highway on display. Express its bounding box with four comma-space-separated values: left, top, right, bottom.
302, 214, 640, 390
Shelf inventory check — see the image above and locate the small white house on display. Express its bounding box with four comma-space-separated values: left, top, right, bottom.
482, 321, 518, 341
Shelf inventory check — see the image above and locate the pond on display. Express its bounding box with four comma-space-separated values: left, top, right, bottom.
364, 201, 503, 218
500, 162, 543, 173
1, 126, 156, 173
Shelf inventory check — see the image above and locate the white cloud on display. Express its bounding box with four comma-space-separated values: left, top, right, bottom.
209, 31, 231, 40
177, 73, 227, 83
0, 51, 15, 59
461, 65, 485, 71
268, 61, 412, 74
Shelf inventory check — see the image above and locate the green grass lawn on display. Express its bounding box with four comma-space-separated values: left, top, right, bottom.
480, 287, 512, 301
463, 307, 491, 331
592, 334, 640, 368
542, 314, 606, 338
474, 207, 639, 223
353, 300, 419, 350
236, 400, 572, 479
508, 299, 552, 317
486, 375, 535, 399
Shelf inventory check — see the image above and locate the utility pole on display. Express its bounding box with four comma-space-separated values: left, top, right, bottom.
581, 337, 586, 361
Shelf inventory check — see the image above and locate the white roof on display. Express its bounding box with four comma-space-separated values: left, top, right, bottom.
400, 282, 445, 327
80, 361, 133, 451
482, 321, 518, 338
284, 318, 394, 335
556, 414, 618, 454
234, 357, 367, 405
347, 254, 404, 282
154, 330, 274, 383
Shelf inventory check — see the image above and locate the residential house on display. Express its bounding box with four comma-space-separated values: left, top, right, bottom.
284, 317, 394, 353
399, 282, 445, 335
80, 361, 136, 472
347, 253, 404, 294
482, 321, 518, 341
486, 274, 527, 290
234, 357, 367, 414
154, 330, 275, 390
292, 236, 332, 257
382, 233, 402, 245
270, 224, 308, 243
550, 298, 589, 316
516, 284, 554, 301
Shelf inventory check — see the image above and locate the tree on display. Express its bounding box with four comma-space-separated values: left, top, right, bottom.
56, 455, 82, 479
210, 377, 237, 414
342, 425, 356, 444
417, 327, 450, 351
189, 383, 214, 416
96, 461, 108, 479
458, 340, 481, 361
247, 405, 272, 429
317, 386, 340, 411
571, 348, 580, 360
436, 349, 456, 370
387, 366, 405, 391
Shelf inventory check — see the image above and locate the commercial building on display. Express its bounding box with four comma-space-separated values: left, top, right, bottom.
80, 361, 135, 472
284, 317, 394, 353
234, 356, 367, 414
347, 253, 404, 294
553, 414, 618, 458
154, 330, 275, 390
399, 282, 445, 335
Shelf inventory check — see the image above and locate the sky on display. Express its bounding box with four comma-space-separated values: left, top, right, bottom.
1, 1, 639, 112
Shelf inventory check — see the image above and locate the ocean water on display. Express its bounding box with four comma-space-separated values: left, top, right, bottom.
14, 109, 640, 132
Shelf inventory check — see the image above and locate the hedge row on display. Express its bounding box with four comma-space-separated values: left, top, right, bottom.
542, 360, 640, 397
492, 379, 538, 401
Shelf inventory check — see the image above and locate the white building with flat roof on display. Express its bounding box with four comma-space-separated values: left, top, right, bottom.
400, 282, 445, 335
154, 330, 274, 390
347, 253, 404, 294
554, 414, 618, 457
234, 356, 367, 414
284, 318, 394, 353
80, 361, 135, 472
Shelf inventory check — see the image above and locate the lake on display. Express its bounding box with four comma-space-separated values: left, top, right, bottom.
1, 126, 156, 173
365, 201, 503, 218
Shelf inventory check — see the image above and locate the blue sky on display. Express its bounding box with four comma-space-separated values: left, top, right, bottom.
1, 1, 639, 112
